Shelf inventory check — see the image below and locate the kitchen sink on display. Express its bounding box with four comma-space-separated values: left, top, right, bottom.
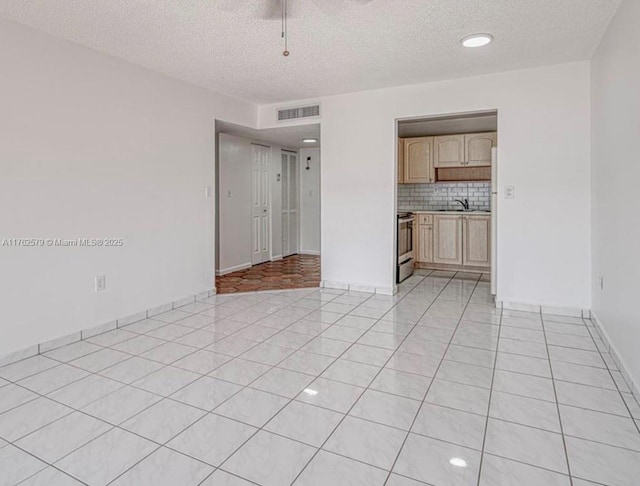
436, 209, 491, 213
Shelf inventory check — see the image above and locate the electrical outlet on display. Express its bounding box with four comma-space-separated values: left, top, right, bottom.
95, 275, 106, 292
504, 185, 515, 199
204, 186, 212, 199
227, 189, 232, 198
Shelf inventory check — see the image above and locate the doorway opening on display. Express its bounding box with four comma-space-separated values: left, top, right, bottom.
394, 110, 498, 295
215, 120, 321, 293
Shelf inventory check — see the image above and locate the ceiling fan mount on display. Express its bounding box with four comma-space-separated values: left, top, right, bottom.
254, 0, 374, 20
218, 0, 373, 56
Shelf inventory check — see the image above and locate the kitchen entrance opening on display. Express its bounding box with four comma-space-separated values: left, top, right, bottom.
214, 121, 321, 294
395, 111, 498, 295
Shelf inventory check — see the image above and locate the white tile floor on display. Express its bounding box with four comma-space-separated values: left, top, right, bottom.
1, 270, 639, 486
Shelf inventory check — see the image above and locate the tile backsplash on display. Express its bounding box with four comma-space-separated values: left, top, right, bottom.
397, 182, 491, 211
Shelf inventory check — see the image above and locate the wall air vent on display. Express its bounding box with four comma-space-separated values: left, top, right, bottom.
277, 104, 320, 121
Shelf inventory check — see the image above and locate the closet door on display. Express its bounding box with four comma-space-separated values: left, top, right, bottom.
251, 144, 270, 265
288, 154, 299, 255
281, 153, 290, 257
281, 152, 299, 257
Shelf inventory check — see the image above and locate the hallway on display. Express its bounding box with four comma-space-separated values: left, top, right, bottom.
216, 255, 321, 294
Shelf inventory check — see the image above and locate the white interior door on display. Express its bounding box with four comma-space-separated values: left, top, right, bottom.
252, 144, 270, 265
281, 152, 299, 257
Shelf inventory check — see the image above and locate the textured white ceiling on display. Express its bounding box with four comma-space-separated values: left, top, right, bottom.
0, 0, 621, 104
217, 120, 320, 149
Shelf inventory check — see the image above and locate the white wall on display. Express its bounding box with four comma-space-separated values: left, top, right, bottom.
217, 133, 253, 274
259, 62, 592, 303
298, 148, 321, 255
591, 0, 640, 389
0, 19, 256, 357
216, 133, 288, 271
0, 16, 596, 359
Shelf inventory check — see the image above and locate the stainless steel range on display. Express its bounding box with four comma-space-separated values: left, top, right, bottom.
397, 212, 415, 283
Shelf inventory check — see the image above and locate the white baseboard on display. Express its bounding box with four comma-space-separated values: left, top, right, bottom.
321, 280, 348, 291
300, 250, 321, 256
0, 345, 39, 368
270, 255, 283, 262
496, 299, 590, 318
216, 262, 252, 276
0, 287, 217, 367
590, 311, 640, 403
321, 280, 396, 296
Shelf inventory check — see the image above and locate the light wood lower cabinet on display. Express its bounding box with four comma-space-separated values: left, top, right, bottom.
433, 215, 463, 265
463, 215, 491, 267
418, 213, 490, 269
416, 223, 433, 263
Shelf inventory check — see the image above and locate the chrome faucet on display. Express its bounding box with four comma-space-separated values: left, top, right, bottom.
454, 199, 470, 211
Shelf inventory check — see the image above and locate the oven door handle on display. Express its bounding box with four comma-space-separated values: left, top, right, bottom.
398, 217, 415, 224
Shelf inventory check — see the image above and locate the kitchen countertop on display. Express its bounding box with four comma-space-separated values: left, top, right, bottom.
410, 210, 491, 214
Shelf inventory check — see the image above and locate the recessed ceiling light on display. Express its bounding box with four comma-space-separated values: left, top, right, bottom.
461, 34, 493, 48
303, 388, 318, 396
302, 138, 318, 143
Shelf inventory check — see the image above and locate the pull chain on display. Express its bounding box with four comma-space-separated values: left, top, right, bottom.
282, 0, 289, 56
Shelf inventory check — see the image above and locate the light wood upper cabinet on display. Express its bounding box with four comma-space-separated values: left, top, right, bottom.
434, 135, 465, 168
397, 138, 404, 184
433, 214, 463, 265
463, 215, 491, 267
465, 132, 497, 167
403, 137, 434, 183
398, 132, 495, 183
